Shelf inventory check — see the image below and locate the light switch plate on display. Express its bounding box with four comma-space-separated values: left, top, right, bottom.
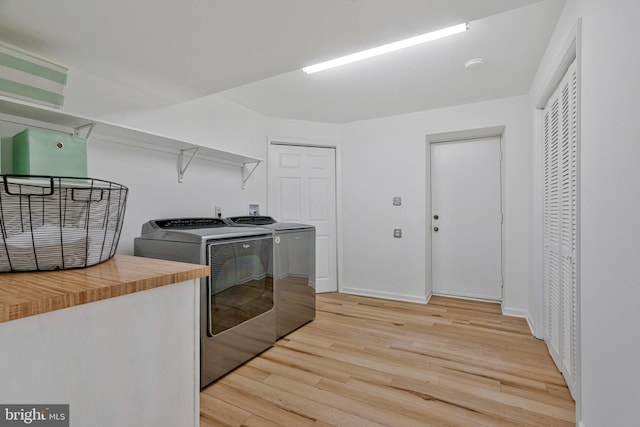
393, 196, 402, 206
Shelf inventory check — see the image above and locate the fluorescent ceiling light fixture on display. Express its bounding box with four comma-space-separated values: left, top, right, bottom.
303, 23, 469, 74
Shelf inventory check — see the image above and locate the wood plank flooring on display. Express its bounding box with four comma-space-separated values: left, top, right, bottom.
200, 293, 575, 426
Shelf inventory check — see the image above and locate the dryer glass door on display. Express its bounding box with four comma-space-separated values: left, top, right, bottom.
207, 236, 273, 336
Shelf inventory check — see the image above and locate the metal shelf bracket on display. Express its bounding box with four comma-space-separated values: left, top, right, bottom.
242, 161, 261, 189
178, 147, 199, 183
74, 122, 96, 139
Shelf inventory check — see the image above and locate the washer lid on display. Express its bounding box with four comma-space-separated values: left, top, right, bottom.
139, 217, 271, 242
226, 216, 314, 231
267, 222, 315, 231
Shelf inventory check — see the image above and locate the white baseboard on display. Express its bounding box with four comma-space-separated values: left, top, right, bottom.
501, 306, 528, 318
340, 287, 428, 304
432, 289, 500, 302
337, 289, 539, 338
526, 315, 538, 339
502, 306, 536, 337
424, 292, 432, 305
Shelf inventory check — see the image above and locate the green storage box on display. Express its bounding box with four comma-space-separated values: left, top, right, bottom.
12, 128, 87, 177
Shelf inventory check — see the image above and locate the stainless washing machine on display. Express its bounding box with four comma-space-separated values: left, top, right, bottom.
226, 216, 315, 339
133, 218, 274, 388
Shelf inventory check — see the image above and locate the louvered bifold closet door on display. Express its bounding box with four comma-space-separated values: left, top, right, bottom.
543, 93, 562, 369
542, 59, 578, 398
560, 63, 578, 395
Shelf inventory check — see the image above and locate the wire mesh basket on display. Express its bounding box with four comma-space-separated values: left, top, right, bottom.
0, 175, 128, 272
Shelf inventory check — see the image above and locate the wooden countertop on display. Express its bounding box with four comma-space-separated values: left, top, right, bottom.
0, 255, 209, 323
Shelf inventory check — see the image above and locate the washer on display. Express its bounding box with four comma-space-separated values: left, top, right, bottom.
133, 217, 274, 388
226, 216, 316, 338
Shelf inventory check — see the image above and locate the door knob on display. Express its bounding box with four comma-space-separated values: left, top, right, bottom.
433, 226, 439, 232
433, 214, 439, 220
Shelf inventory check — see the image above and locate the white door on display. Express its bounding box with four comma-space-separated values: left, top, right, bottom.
542, 59, 578, 397
430, 137, 503, 300
269, 144, 337, 293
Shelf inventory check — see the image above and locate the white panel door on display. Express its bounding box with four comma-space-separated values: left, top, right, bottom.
430, 137, 502, 300
269, 144, 337, 293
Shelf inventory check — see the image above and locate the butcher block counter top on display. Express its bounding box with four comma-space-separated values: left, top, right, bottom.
0, 254, 206, 426
0, 254, 209, 323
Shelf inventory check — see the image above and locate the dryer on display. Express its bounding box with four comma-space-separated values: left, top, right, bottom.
226, 216, 316, 338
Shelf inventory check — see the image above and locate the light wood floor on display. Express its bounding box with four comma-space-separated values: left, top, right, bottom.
200, 293, 575, 426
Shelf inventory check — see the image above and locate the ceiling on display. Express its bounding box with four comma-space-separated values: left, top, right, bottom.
0, 0, 564, 123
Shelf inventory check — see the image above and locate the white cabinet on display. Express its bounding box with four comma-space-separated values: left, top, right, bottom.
0, 279, 200, 427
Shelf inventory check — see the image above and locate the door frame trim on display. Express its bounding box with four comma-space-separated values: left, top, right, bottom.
426, 126, 505, 304
266, 137, 342, 293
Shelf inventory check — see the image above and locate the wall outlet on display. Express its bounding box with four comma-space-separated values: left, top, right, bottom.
249, 204, 260, 216
393, 228, 402, 238
393, 196, 402, 206
215, 206, 222, 218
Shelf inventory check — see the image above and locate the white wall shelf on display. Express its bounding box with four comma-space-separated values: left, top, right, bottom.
0, 95, 262, 186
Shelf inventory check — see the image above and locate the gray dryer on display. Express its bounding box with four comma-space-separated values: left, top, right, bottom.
226, 216, 316, 338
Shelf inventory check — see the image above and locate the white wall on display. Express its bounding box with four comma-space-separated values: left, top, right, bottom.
59, 67, 342, 255
63, 67, 177, 117
55, 75, 265, 254
529, 0, 640, 425
578, 0, 640, 425
340, 95, 532, 314
267, 117, 342, 145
